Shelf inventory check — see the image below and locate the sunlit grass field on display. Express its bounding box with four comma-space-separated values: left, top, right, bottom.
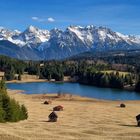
101, 70, 130, 76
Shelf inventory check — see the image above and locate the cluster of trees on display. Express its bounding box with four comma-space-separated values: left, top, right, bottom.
0, 80, 28, 122
78, 70, 134, 89
36, 60, 135, 89
135, 75, 140, 92
1, 55, 140, 91
38, 60, 109, 81
39, 62, 64, 81
0, 55, 26, 81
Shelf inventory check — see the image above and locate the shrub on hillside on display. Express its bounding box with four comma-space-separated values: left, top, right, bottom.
0, 80, 28, 122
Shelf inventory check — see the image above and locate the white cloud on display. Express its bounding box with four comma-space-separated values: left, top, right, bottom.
32, 17, 39, 21
31, 17, 55, 23
32, 17, 45, 22
47, 17, 55, 22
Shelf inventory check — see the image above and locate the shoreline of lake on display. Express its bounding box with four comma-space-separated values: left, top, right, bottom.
6, 78, 137, 94
6, 79, 49, 83
6, 79, 135, 90
6, 81, 140, 100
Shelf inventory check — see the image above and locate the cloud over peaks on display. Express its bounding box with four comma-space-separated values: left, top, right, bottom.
31, 17, 55, 23
47, 17, 55, 22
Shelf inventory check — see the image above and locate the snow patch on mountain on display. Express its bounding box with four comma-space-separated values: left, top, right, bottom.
7, 25, 51, 47
0, 25, 140, 60
68, 26, 93, 43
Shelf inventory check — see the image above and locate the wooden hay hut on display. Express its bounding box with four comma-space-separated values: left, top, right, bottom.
48, 111, 58, 122
53, 105, 63, 111
44, 100, 52, 105
120, 103, 126, 108
136, 114, 140, 127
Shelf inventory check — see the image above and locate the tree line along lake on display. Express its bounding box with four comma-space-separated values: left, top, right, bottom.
6, 82, 140, 100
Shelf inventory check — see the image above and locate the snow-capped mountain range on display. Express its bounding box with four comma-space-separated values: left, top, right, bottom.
0, 25, 140, 60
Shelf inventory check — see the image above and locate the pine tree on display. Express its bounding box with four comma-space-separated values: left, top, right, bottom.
20, 105, 28, 120
0, 80, 28, 122
0, 107, 5, 122
18, 73, 22, 81
135, 75, 140, 92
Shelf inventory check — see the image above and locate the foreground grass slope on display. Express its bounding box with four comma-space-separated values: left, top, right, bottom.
0, 89, 139, 140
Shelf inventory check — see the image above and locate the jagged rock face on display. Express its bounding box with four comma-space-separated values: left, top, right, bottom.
12, 25, 50, 47
0, 25, 140, 60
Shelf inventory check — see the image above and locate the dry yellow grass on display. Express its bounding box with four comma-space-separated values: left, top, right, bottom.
0, 90, 140, 140
101, 70, 130, 76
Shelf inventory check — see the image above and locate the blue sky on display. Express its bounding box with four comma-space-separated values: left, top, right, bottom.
0, 0, 140, 35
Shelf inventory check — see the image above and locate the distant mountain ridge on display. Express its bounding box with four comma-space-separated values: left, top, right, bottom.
0, 25, 140, 60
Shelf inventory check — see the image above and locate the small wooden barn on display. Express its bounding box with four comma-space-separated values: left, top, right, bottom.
120, 103, 126, 108
53, 105, 63, 111
136, 114, 140, 126
48, 111, 58, 122
44, 100, 52, 105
